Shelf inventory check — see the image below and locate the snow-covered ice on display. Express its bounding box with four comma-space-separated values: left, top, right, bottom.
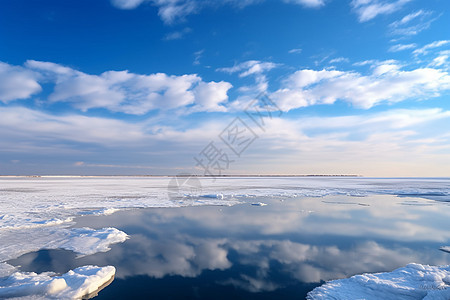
199, 193, 224, 199
251, 202, 267, 206
307, 263, 450, 300
440, 246, 450, 254
0, 265, 115, 299
0, 227, 128, 270
0, 226, 127, 299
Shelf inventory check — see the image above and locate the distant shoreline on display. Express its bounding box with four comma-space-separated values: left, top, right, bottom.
0, 174, 363, 178
2, 175, 450, 179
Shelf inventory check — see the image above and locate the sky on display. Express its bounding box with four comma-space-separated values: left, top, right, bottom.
0, 0, 450, 176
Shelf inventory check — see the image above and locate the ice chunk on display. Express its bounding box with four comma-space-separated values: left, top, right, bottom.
0, 265, 115, 299
80, 208, 120, 216
0, 227, 128, 265
200, 194, 224, 199
0, 263, 16, 277
440, 246, 450, 254
251, 202, 267, 206
46, 227, 129, 257
307, 263, 450, 300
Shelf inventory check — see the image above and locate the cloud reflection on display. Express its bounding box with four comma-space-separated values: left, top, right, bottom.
69, 197, 450, 293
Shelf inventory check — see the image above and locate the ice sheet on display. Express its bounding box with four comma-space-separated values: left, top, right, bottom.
0, 226, 127, 294
1, 177, 449, 230
307, 263, 450, 300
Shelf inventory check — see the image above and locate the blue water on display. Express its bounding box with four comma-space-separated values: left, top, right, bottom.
8, 194, 450, 299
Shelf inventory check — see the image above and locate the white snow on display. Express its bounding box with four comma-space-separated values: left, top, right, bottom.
0, 265, 115, 299
307, 263, 450, 300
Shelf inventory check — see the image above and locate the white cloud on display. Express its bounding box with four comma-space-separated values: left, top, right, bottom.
193, 49, 204, 65
111, 0, 327, 24
1, 103, 450, 176
241, 62, 278, 77
413, 40, 450, 56
391, 9, 425, 26
282, 0, 325, 8
156, 0, 199, 24
388, 43, 416, 52
111, 0, 199, 24
0, 105, 234, 163
272, 62, 450, 110
288, 48, 302, 54
110, 0, 146, 9
163, 27, 192, 40
0, 106, 147, 146
284, 69, 344, 88
25, 60, 75, 76
351, 0, 411, 22
297, 108, 450, 130
0, 62, 41, 103
329, 57, 349, 64
430, 50, 450, 68
192, 81, 233, 112
218, 60, 278, 77
240, 108, 450, 176
389, 10, 438, 36
24, 60, 232, 114
353, 59, 377, 67
218, 60, 279, 93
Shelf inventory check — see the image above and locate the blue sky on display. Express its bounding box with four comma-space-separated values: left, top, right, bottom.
1, 0, 450, 176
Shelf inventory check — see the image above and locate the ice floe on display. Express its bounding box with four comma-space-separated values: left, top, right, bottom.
0, 265, 115, 299
440, 246, 450, 254
200, 193, 225, 200
307, 263, 450, 300
0, 226, 127, 280
251, 202, 267, 206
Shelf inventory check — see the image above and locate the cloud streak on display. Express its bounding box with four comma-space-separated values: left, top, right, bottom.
389, 10, 437, 36
351, 0, 411, 22
413, 40, 450, 56
388, 43, 416, 52
282, 0, 325, 8
218, 60, 279, 93
110, 0, 327, 24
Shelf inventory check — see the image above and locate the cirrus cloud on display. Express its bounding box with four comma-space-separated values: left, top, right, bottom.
110, 0, 327, 24
351, 0, 411, 22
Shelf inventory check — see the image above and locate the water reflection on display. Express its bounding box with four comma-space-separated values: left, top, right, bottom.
9, 195, 450, 298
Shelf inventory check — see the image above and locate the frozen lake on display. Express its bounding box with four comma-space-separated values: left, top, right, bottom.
1, 177, 450, 299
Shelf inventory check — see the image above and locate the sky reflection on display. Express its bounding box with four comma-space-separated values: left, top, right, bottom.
9, 195, 450, 297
